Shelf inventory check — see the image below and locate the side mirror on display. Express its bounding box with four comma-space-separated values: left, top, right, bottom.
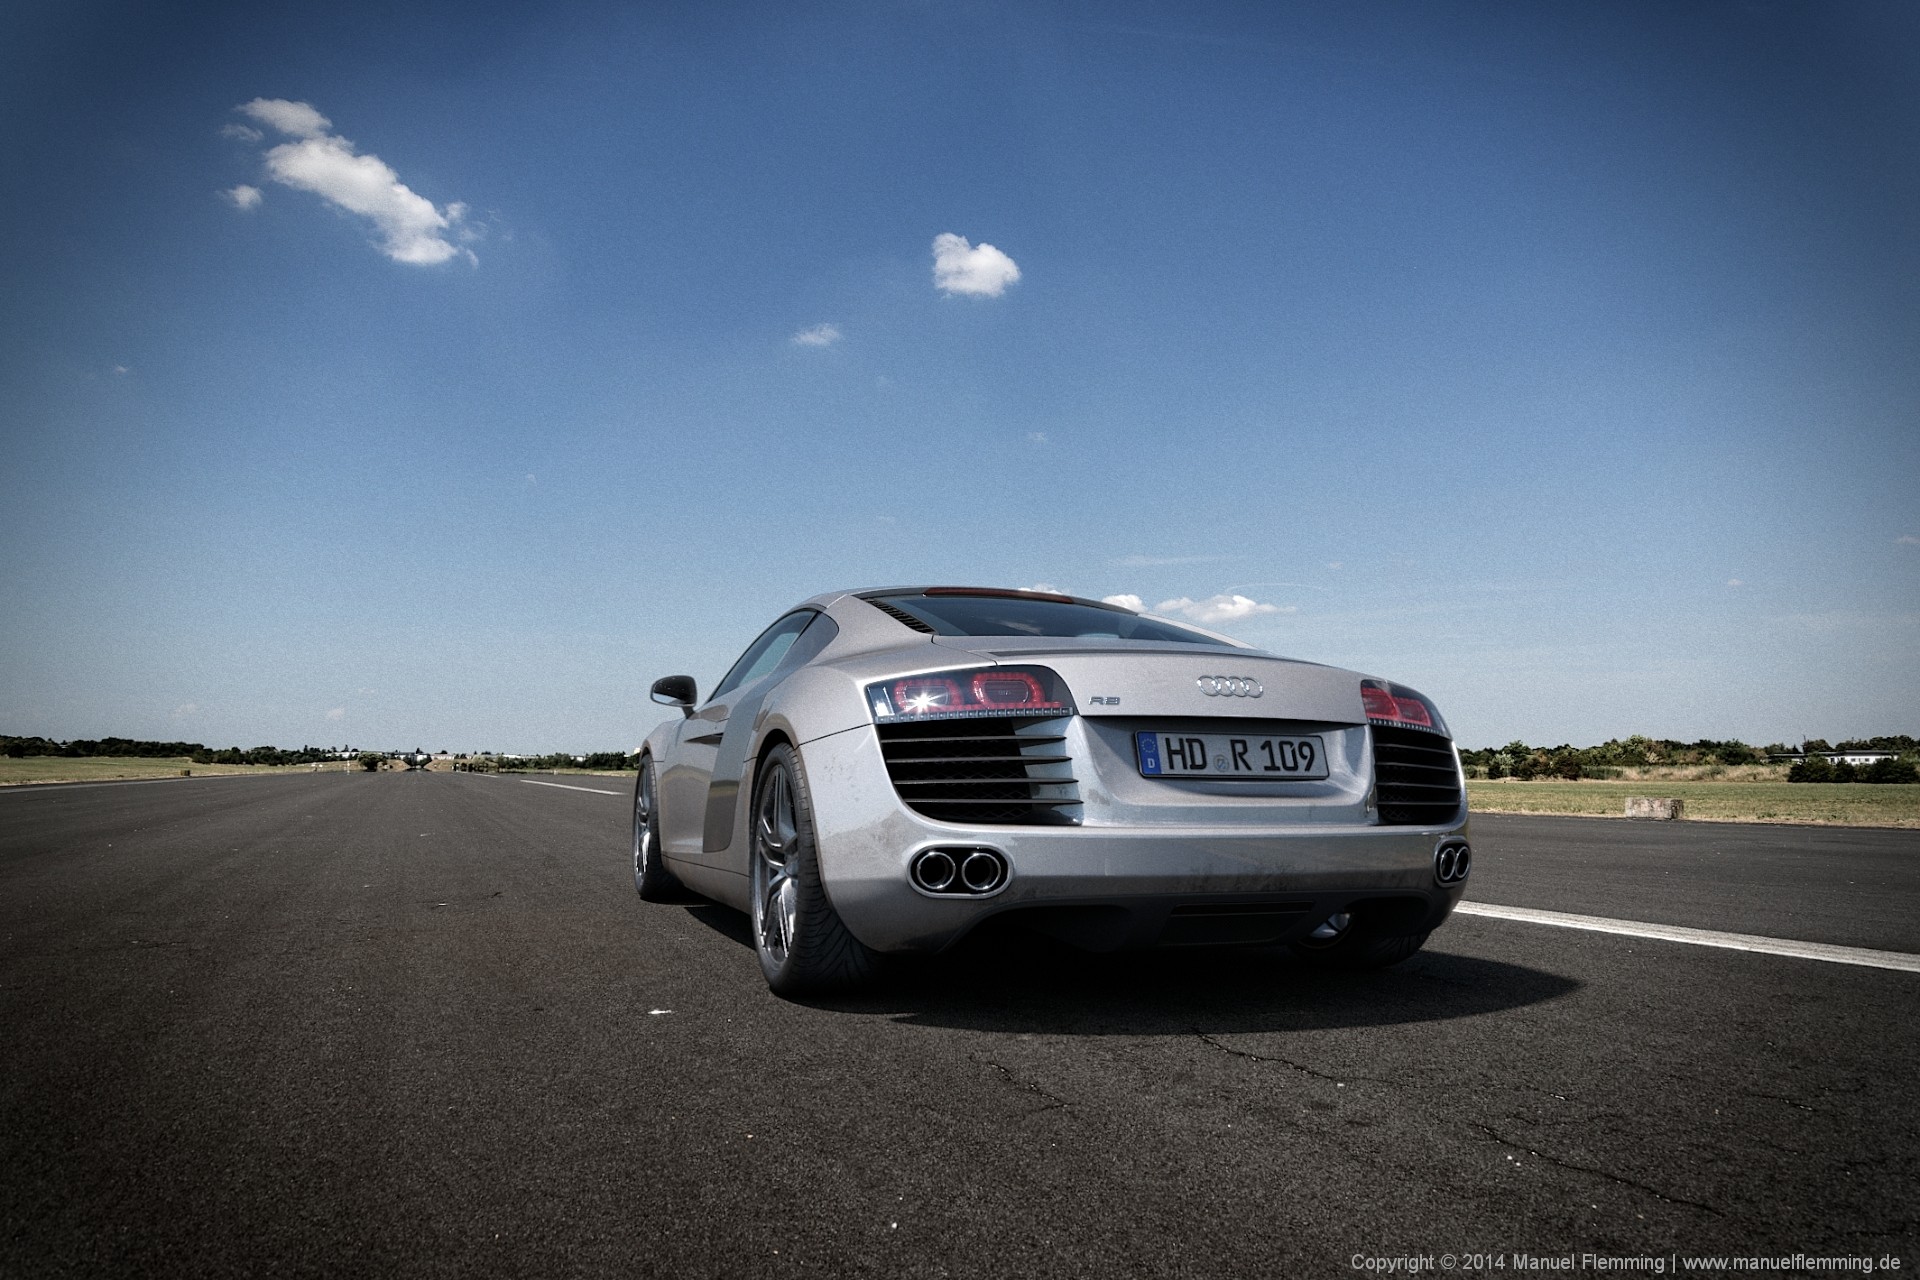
650, 675, 698, 718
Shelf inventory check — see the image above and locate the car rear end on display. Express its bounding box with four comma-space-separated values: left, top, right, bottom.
804, 639, 1470, 955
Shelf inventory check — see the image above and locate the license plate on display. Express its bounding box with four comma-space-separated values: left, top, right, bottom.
1135, 731, 1328, 780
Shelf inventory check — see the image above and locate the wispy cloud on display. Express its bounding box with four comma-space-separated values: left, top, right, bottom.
1113, 553, 1230, 568
220, 122, 263, 144
326, 707, 346, 721
223, 184, 263, 211
1027, 431, 1048, 444
791, 323, 842, 347
1898, 535, 1919, 545
1727, 578, 1745, 588
172, 703, 198, 719
230, 98, 475, 266
932, 232, 1020, 297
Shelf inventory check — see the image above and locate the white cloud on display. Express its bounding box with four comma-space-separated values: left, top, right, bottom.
112, 365, 129, 375
238, 97, 332, 139
1727, 578, 1745, 588
1898, 535, 1919, 545
1027, 431, 1049, 444
792, 323, 842, 347
1326, 561, 1344, 571
223, 184, 263, 211
1153, 594, 1292, 625
932, 232, 1020, 297
220, 123, 263, 143
230, 98, 473, 266
1020, 583, 1064, 594
326, 707, 346, 721
1103, 593, 1145, 612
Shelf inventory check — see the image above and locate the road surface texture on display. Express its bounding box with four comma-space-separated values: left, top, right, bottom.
2, 773, 1914, 1277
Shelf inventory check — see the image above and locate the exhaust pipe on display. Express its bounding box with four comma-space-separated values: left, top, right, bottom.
960, 850, 1007, 893
910, 847, 1009, 895
910, 850, 958, 893
1434, 839, 1471, 885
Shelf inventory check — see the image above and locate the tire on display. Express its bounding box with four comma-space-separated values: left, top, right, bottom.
1288, 911, 1429, 969
632, 756, 688, 902
750, 743, 881, 996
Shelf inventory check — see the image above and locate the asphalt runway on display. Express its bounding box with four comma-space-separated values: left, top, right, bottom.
2, 773, 1914, 1277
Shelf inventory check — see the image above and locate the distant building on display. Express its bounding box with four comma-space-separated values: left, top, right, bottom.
1770, 750, 1897, 766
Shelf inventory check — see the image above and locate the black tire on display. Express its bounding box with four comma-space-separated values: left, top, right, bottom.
632, 756, 689, 902
750, 744, 881, 996
1288, 911, 1429, 969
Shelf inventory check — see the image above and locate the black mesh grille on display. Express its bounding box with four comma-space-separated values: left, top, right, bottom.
1371, 725, 1464, 826
877, 717, 1079, 825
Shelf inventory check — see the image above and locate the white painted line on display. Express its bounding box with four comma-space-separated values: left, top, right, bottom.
1455, 901, 1920, 974
517, 779, 626, 797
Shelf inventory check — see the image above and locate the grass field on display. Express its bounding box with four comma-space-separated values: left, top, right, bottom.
1468, 779, 1920, 828
0, 757, 357, 786
7, 758, 1914, 828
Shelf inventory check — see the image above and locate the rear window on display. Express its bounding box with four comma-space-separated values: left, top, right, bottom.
875, 593, 1224, 645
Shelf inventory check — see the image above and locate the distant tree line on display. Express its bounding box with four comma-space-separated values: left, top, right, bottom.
1786, 755, 1918, 785
1460, 735, 1918, 784
476, 751, 635, 773
2, 734, 338, 766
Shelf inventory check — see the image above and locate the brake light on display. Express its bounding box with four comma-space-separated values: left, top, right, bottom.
868, 665, 1074, 723
1362, 679, 1444, 734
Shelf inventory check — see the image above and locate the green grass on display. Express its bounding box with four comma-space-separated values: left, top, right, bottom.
1468, 778, 1920, 828
0, 756, 356, 785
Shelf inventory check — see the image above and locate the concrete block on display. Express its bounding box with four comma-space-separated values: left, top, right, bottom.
1625, 796, 1684, 820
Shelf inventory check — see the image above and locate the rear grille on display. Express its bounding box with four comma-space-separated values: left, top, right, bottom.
1371, 725, 1464, 826
876, 717, 1079, 825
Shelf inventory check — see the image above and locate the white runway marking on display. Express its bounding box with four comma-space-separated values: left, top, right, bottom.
1455, 900, 1920, 973
517, 779, 625, 797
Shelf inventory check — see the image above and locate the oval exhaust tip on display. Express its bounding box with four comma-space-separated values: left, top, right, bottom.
912, 850, 958, 892
960, 850, 1006, 893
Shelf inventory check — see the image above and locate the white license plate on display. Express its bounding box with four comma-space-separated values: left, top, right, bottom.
1135, 731, 1328, 780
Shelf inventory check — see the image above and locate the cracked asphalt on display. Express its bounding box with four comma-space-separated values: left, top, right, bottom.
2, 772, 1914, 1277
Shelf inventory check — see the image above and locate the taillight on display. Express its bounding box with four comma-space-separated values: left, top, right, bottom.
1362, 679, 1446, 735
867, 665, 1074, 723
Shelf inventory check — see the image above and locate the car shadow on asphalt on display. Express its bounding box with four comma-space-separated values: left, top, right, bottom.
680, 903, 1580, 1034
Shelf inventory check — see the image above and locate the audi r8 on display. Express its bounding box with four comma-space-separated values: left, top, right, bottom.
632, 587, 1470, 995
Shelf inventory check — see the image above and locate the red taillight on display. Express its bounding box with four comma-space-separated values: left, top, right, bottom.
889, 677, 965, 715
868, 666, 1073, 722
1361, 685, 1399, 721
971, 671, 1046, 708
1362, 679, 1441, 732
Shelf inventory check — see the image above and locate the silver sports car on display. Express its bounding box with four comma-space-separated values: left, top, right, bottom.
633, 587, 1470, 995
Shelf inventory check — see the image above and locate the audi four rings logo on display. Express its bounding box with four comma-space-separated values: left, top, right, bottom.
1197, 675, 1264, 697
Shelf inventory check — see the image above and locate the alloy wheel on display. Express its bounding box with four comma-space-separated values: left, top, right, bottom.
754, 763, 801, 967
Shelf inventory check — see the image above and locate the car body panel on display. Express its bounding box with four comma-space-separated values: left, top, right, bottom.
638, 588, 1469, 954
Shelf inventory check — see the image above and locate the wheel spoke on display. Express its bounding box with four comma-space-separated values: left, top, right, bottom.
755, 763, 802, 961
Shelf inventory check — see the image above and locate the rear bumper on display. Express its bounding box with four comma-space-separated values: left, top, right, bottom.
801, 723, 1469, 953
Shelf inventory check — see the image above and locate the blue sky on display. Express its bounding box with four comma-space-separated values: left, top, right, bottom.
3, 0, 1916, 753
